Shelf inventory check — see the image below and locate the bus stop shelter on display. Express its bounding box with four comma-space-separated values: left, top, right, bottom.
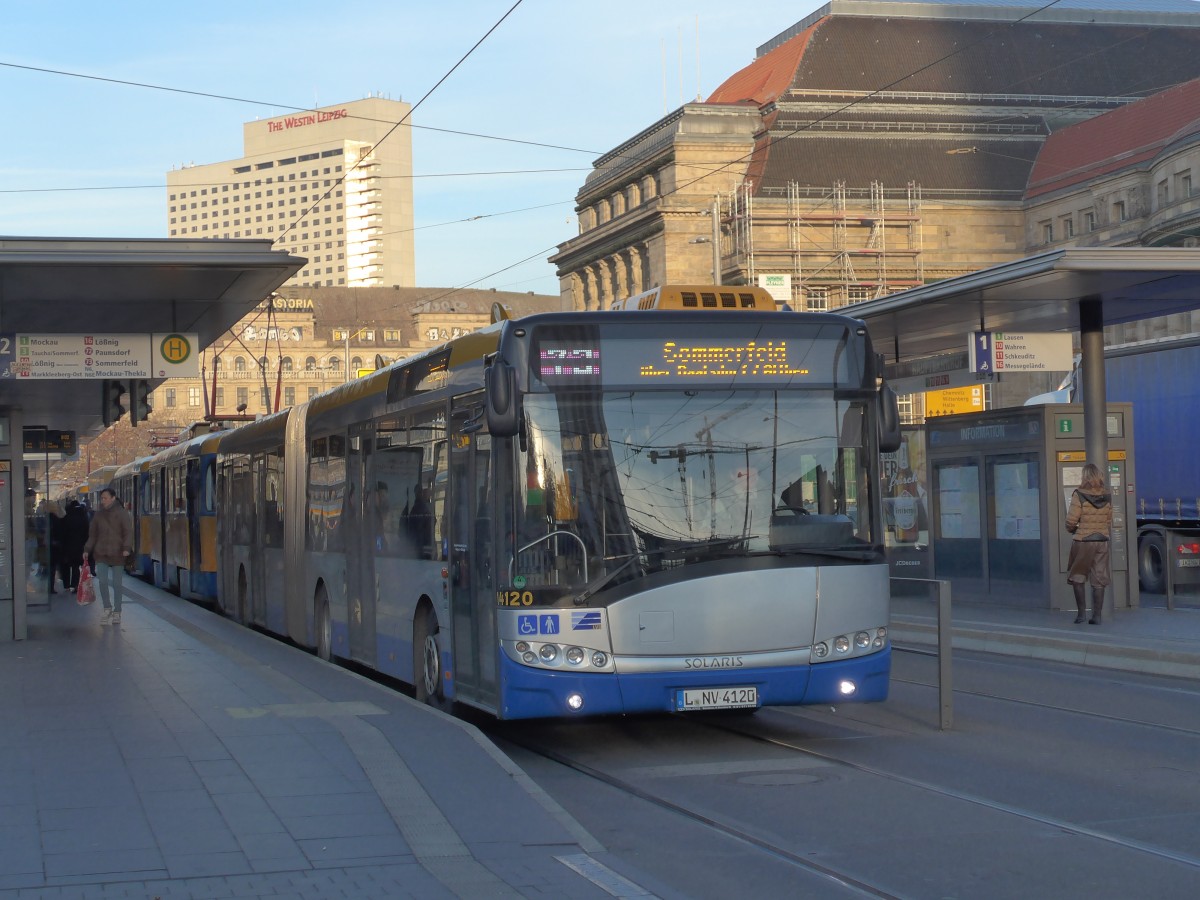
846, 247, 1200, 611
849, 248, 1200, 469
0, 236, 304, 641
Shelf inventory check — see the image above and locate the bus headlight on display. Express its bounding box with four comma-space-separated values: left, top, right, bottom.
522, 650, 537, 664
812, 642, 829, 659
539, 644, 558, 662
566, 693, 585, 711
877, 627, 888, 640
855, 631, 870, 649
591, 651, 608, 668
834, 636, 850, 654
515, 641, 529, 653
565, 646, 585, 666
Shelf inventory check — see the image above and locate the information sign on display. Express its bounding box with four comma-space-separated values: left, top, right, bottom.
925, 386, 985, 417
0, 333, 200, 379
22, 428, 77, 454
969, 331, 1072, 373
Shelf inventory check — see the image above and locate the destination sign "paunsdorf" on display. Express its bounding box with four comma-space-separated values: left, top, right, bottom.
0, 333, 200, 379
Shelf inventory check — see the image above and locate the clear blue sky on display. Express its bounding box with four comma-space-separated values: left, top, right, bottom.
0, 1, 820, 296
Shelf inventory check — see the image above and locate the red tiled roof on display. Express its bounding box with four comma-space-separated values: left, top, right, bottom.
705, 21, 821, 106
1027, 78, 1200, 199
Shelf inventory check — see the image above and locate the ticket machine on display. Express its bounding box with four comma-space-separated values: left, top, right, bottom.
924, 404, 1137, 611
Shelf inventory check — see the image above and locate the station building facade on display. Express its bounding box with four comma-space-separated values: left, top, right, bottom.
550, 0, 1200, 314
167, 96, 415, 289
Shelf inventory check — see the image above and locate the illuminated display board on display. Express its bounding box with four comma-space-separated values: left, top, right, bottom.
530, 322, 859, 388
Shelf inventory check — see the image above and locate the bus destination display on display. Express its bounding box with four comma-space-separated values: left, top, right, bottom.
538, 345, 601, 379
536, 337, 812, 385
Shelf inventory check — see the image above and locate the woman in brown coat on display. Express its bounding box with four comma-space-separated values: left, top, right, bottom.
1065, 463, 1112, 624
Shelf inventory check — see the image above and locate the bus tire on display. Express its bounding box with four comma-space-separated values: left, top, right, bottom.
1139, 532, 1167, 594
414, 605, 448, 709
316, 590, 333, 662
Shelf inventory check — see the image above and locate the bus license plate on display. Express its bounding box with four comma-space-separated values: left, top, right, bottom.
676, 686, 758, 711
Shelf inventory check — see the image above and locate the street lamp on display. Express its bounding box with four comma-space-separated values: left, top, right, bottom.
339, 325, 377, 383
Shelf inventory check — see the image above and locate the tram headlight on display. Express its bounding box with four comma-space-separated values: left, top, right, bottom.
834, 636, 851, 654
591, 651, 608, 668
539, 644, 559, 662
565, 646, 585, 666
812, 642, 829, 659
521, 650, 537, 664
855, 631, 870, 649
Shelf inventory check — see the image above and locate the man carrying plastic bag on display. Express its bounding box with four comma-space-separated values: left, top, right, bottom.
82, 488, 133, 625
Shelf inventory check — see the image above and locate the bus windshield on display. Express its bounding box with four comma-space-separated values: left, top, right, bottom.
509, 389, 878, 594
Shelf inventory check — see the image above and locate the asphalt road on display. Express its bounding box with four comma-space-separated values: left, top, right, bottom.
488, 646, 1200, 899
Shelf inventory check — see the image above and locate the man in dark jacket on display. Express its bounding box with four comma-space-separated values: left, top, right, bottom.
83, 488, 133, 625
60, 500, 91, 590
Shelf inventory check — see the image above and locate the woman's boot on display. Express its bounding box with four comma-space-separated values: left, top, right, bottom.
1072, 583, 1086, 624
1089, 587, 1104, 625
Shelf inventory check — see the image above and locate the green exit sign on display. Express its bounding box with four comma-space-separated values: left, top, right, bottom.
1058, 419, 1073, 434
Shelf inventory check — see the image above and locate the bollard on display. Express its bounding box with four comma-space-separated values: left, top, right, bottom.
891, 577, 953, 731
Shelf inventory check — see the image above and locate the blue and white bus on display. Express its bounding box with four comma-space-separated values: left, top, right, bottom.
215, 289, 902, 719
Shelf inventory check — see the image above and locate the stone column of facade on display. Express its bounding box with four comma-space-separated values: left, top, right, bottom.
625, 245, 645, 297
606, 257, 626, 307
590, 263, 611, 311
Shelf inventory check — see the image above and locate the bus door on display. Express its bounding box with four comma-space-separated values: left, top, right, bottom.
448, 396, 498, 708
345, 423, 378, 666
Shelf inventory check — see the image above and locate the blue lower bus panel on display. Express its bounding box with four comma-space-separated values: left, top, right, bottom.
497, 648, 891, 719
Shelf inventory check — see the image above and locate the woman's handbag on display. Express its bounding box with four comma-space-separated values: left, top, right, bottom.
76, 566, 95, 605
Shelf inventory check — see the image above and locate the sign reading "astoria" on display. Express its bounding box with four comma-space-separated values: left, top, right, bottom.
268, 108, 347, 132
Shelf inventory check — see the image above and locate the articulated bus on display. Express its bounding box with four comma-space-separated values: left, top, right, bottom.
212, 300, 902, 719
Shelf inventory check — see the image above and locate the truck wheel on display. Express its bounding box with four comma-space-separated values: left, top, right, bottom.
1139, 533, 1167, 594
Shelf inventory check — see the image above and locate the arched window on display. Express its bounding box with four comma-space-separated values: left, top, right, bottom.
234, 356, 246, 372
305, 356, 317, 371
350, 356, 363, 371
258, 355, 270, 372
329, 357, 341, 371
281, 357, 293, 372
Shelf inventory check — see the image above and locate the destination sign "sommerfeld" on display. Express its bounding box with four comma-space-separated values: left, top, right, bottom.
0, 333, 200, 379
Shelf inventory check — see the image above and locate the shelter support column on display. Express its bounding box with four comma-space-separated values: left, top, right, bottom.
1079, 296, 1108, 469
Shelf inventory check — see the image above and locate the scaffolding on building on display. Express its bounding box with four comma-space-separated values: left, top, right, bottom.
723, 181, 924, 310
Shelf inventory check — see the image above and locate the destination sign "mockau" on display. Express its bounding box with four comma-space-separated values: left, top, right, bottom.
0, 333, 200, 379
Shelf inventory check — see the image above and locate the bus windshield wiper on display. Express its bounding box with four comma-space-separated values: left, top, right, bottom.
574, 536, 757, 603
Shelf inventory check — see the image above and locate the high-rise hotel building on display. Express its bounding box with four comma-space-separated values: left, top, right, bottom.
167, 97, 415, 288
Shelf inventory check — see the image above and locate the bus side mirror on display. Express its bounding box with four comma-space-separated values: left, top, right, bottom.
486, 361, 520, 436
878, 383, 902, 453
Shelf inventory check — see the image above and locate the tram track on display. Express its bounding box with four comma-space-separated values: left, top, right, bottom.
892, 643, 1200, 737
486, 724, 906, 900
487, 694, 1200, 899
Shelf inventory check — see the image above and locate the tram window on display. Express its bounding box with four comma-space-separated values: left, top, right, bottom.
263, 452, 284, 547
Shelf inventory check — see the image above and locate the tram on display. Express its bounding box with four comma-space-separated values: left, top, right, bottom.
204, 291, 901, 719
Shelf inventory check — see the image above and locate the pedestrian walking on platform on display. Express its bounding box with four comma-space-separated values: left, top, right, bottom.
82, 488, 133, 625
1065, 463, 1113, 625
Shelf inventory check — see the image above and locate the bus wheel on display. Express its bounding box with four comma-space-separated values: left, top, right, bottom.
414, 606, 447, 709
316, 590, 333, 662
1139, 532, 1167, 594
